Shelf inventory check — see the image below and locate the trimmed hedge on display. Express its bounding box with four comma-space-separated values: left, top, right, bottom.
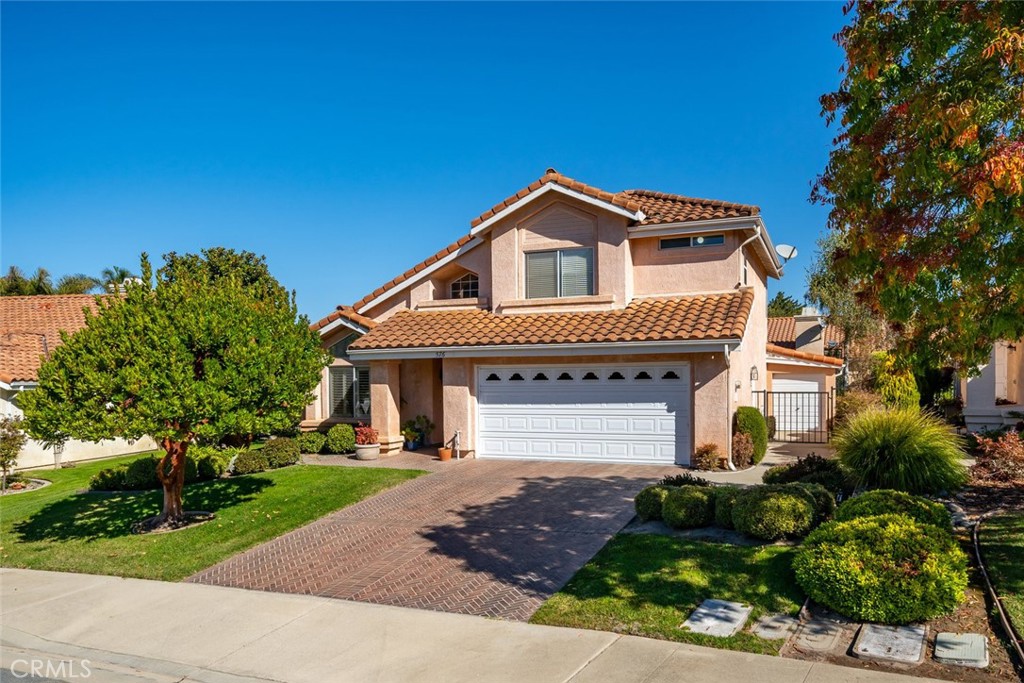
232, 450, 270, 475
660, 473, 711, 487
663, 486, 717, 529
263, 437, 300, 468
735, 407, 768, 464
732, 484, 815, 540
793, 514, 968, 624
191, 446, 234, 480
325, 424, 356, 454
762, 454, 853, 496
123, 454, 199, 491
635, 485, 672, 522
89, 464, 129, 491
790, 482, 836, 524
714, 486, 742, 529
298, 431, 327, 454
835, 490, 952, 530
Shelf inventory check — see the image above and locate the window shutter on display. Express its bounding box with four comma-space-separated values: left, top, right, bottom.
526, 251, 558, 299
330, 367, 353, 418
560, 249, 593, 297
355, 367, 371, 418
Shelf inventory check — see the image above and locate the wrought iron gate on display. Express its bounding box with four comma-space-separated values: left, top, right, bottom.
754, 389, 834, 444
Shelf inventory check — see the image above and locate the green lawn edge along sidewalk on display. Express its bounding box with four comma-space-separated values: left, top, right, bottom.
980, 512, 1024, 639
0, 453, 423, 581
530, 533, 803, 656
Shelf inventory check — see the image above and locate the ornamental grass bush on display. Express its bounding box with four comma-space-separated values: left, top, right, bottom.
298, 430, 327, 454
731, 485, 816, 540
634, 485, 672, 522
762, 453, 854, 496
713, 486, 742, 529
834, 408, 968, 494
834, 390, 883, 430
692, 442, 720, 470
793, 514, 968, 624
835, 490, 952, 530
263, 437, 300, 468
662, 486, 717, 529
324, 423, 356, 454
734, 407, 768, 464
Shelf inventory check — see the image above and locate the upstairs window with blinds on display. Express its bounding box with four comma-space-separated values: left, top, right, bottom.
330, 366, 370, 419
525, 248, 593, 299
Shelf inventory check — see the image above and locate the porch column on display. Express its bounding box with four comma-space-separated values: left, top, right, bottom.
370, 359, 402, 454
442, 357, 473, 457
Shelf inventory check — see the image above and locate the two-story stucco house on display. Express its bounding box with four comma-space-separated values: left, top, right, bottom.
304, 170, 838, 466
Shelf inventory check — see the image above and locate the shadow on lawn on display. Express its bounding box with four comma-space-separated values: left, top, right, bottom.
13, 476, 273, 543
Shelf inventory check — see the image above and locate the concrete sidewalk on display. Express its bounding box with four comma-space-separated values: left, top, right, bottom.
1, 569, 938, 683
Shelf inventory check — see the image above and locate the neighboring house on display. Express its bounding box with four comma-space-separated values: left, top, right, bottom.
305, 169, 841, 466
962, 338, 1024, 432
765, 312, 845, 438
0, 295, 156, 469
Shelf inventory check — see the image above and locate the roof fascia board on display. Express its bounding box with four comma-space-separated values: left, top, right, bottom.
349, 339, 740, 361
469, 183, 643, 237
317, 317, 370, 339
767, 354, 844, 369
355, 236, 484, 315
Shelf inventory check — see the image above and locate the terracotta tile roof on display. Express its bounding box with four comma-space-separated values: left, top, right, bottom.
350, 169, 763, 314
0, 295, 101, 383
620, 189, 759, 226
766, 343, 845, 368
349, 291, 753, 351
766, 316, 845, 349
310, 305, 378, 334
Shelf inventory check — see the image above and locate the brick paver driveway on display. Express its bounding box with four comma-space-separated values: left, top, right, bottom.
188, 459, 677, 620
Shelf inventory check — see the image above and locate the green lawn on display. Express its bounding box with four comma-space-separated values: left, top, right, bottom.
0, 454, 423, 581
980, 512, 1024, 636
530, 533, 803, 655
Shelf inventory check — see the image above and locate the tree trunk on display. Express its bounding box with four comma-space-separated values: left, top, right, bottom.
156, 439, 189, 524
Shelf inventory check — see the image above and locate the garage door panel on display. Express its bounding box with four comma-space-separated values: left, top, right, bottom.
477, 364, 691, 465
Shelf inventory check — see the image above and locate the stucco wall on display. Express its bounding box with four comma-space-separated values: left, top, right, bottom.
399, 358, 442, 444
631, 232, 742, 297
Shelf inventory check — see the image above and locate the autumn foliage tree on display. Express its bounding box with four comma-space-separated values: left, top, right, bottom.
814, 1, 1024, 370
21, 250, 330, 525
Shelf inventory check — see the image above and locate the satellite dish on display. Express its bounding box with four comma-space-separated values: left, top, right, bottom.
775, 244, 799, 262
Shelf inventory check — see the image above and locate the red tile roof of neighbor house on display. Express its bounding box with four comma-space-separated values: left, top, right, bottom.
348, 290, 754, 351
766, 316, 845, 349
334, 169, 761, 317
766, 343, 845, 367
309, 305, 378, 334
0, 295, 101, 383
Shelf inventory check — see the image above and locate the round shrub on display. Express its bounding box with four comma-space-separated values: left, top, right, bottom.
714, 486, 742, 529
298, 431, 327, 454
734, 407, 768, 463
634, 485, 671, 522
732, 485, 816, 540
660, 473, 711, 487
662, 486, 717, 529
788, 482, 836, 524
835, 490, 952, 530
232, 450, 269, 475
195, 449, 232, 480
89, 464, 128, 491
263, 437, 300, 468
324, 424, 356, 454
793, 514, 968, 624
835, 408, 969, 494
761, 454, 853, 496
123, 454, 199, 490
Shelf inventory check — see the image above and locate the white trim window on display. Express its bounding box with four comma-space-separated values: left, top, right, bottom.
659, 234, 725, 250
525, 248, 594, 299
330, 366, 370, 419
450, 273, 479, 299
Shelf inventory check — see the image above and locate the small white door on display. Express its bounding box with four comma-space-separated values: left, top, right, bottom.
476, 364, 691, 465
771, 377, 823, 433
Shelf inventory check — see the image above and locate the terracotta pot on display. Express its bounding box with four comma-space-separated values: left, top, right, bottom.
355, 443, 380, 461
438, 447, 453, 462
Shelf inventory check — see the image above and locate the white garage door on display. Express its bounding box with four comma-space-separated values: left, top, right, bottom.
476, 364, 691, 465
771, 377, 823, 433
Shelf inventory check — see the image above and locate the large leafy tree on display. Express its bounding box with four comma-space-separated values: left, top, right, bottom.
21, 250, 330, 525
814, 1, 1024, 370
767, 292, 803, 318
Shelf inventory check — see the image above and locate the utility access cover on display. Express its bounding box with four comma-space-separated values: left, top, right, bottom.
853, 624, 926, 664
934, 632, 989, 668
680, 599, 752, 638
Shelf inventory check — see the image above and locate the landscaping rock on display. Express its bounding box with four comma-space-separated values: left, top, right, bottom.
680, 599, 752, 637
933, 632, 989, 668
752, 614, 799, 641
852, 624, 926, 665
792, 618, 843, 653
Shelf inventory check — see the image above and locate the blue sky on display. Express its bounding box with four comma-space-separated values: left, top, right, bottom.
2, 2, 846, 319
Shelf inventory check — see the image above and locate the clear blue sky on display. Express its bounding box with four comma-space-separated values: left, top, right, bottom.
2, 1, 846, 320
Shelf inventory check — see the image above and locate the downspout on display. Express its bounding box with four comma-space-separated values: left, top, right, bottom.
723, 343, 736, 471
737, 225, 761, 285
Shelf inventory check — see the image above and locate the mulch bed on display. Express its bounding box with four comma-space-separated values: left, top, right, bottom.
0, 478, 51, 495
131, 511, 215, 535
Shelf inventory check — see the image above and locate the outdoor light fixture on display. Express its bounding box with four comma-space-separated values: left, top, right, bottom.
750, 366, 759, 382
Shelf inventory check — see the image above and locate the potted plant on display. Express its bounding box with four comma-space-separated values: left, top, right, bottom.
401, 425, 420, 451
412, 415, 435, 446
354, 423, 380, 461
